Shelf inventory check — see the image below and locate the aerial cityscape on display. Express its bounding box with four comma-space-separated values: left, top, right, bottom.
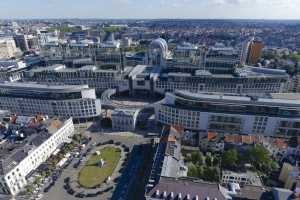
1, 1, 300, 200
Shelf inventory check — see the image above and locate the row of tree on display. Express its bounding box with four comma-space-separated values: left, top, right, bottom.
221, 145, 279, 174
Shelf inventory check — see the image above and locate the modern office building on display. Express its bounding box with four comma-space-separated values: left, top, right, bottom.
172, 42, 205, 67
0, 115, 74, 195
129, 38, 289, 96
24, 64, 130, 93
204, 45, 242, 74
40, 41, 123, 69
111, 109, 139, 131
13, 34, 29, 52
155, 91, 300, 137
0, 37, 19, 59
246, 39, 264, 65
0, 82, 101, 121
0, 60, 28, 82
148, 38, 171, 66
129, 65, 289, 96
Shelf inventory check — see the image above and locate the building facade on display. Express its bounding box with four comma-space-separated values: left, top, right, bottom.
0, 117, 74, 195
24, 64, 130, 93
0, 37, 18, 59
0, 60, 27, 82
155, 91, 300, 137
129, 65, 289, 96
0, 82, 101, 120
111, 109, 139, 131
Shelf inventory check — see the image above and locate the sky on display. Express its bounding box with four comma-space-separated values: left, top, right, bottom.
0, 0, 300, 19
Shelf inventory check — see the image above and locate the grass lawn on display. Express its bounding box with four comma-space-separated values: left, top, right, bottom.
78, 146, 121, 188
289, 53, 300, 62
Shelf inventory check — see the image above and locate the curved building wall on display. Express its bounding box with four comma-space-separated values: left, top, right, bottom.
155, 93, 300, 137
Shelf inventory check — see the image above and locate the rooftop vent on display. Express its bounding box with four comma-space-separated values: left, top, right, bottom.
170, 192, 174, 198
163, 191, 167, 198
187, 194, 190, 200
155, 190, 160, 197
178, 192, 182, 199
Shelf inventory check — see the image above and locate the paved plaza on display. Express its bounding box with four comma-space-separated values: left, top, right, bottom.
41, 131, 151, 200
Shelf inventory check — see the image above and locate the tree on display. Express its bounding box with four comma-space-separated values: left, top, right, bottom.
202, 167, 219, 182
270, 160, 280, 171
191, 151, 204, 165
34, 176, 42, 186
222, 149, 239, 169
213, 156, 220, 167
248, 145, 271, 172
25, 185, 34, 194
187, 164, 198, 178
206, 154, 214, 167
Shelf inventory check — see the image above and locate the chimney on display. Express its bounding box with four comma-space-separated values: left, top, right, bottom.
155, 190, 160, 197
163, 191, 167, 198
170, 192, 174, 198
187, 194, 190, 200
178, 193, 182, 199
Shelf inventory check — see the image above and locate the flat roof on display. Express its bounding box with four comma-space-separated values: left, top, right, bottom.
174, 91, 300, 107
0, 82, 89, 92
30, 65, 120, 74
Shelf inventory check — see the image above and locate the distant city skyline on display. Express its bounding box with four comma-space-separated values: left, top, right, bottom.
1, 0, 300, 19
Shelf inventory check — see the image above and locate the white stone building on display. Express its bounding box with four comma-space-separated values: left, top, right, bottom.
0, 116, 74, 195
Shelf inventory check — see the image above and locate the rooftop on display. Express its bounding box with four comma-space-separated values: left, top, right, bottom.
147, 176, 226, 200
174, 91, 300, 107
0, 82, 89, 92
222, 170, 263, 186
30, 64, 120, 74
0, 115, 67, 175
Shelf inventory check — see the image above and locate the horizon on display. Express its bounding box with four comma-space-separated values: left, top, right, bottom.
2, 18, 300, 21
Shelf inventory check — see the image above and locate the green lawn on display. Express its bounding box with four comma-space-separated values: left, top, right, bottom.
78, 147, 121, 188
289, 53, 300, 62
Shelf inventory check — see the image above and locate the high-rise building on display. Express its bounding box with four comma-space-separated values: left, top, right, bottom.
0, 37, 18, 59
13, 34, 29, 52
247, 39, 264, 65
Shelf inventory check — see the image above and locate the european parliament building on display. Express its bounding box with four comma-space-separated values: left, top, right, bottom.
0, 82, 101, 121
155, 91, 300, 138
